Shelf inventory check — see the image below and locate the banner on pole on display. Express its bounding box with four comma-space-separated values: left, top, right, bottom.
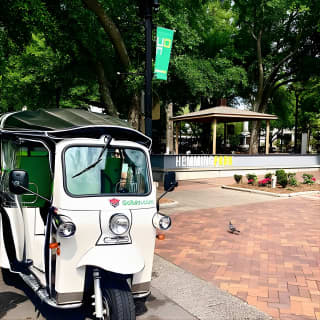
154, 27, 174, 80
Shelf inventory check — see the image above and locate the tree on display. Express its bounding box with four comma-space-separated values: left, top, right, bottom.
233, 0, 320, 153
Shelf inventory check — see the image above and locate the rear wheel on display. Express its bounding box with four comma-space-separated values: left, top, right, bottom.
101, 277, 135, 320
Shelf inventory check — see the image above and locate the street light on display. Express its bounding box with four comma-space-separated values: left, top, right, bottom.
140, 0, 160, 139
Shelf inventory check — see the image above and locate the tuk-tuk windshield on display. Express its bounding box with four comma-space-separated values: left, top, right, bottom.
64, 146, 150, 196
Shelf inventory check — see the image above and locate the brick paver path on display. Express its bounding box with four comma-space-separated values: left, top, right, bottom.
156, 194, 320, 320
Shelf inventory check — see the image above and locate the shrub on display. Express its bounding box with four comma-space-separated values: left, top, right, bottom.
302, 173, 316, 185
246, 173, 257, 185
287, 172, 298, 187
264, 172, 272, 185
287, 172, 296, 178
276, 169, 288, 188
288, 176, 298, 186
258, 178, 271, 186
275, 169, 286, 179
264, 172, 272, 180
234, 174, 243, 184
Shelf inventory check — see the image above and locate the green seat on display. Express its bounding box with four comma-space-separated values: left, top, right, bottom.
17, 149, 52, 207
101, 157, 121, 193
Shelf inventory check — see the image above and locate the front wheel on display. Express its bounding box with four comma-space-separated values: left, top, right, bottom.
101, 276, 135, 320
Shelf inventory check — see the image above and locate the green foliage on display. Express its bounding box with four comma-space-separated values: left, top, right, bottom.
264, 173, 273, 179
246, 173, 257, 184
288, 176, 298, 187
276, 169, 288, 188
234, 174, 243, 184
0, 0, 320, 135
287, 172, 298, 186
155, 0, 248, 109
287, 172, 296, 178
268, 87, 295, 130
302, 173, 316, 185
233, 0, 320, 153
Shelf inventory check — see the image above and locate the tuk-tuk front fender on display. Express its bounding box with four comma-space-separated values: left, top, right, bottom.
76, 244, 145, 275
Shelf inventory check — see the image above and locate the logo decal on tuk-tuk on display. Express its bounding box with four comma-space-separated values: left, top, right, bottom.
110, 198, 120, 208
122, 199, 154, 206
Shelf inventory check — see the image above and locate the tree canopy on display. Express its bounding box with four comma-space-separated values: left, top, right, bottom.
0, 0, 319, 153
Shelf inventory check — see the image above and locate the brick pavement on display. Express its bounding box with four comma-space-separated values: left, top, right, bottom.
156, 194, 320, 320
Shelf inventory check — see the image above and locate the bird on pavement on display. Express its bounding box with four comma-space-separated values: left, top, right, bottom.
228, 221, 240, 234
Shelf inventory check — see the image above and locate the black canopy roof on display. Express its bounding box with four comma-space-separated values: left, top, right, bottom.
0, 108, 151, 149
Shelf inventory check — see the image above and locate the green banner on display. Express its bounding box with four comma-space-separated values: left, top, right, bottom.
154, 27, 174, 80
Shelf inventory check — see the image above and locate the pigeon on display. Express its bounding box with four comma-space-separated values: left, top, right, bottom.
228, 221, 240, 234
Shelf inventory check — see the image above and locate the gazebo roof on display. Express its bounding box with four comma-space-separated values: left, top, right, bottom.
171, 106, 278, 123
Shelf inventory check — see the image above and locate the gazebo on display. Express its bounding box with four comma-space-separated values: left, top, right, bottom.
171, 103, 278, 154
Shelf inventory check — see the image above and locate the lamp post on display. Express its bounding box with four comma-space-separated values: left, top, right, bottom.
141, 0, 159, 139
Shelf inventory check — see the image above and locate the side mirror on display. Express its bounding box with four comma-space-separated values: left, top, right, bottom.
9, 170, 29, 195
164, 171, 178, 192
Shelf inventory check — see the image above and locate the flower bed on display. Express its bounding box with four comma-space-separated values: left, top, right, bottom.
231, 171, 320, 194
229, 183, 320, 194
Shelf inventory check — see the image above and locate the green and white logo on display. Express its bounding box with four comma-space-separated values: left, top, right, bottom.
122, 199, 154, 206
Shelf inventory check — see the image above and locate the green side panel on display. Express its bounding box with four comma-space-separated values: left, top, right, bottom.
17, 153, 52, 207
101, 158, 122, 193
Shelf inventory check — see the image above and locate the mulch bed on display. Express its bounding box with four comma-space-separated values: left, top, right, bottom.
229, 183, 320, 194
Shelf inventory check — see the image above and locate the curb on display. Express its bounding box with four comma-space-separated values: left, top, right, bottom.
221, 185, 320, 198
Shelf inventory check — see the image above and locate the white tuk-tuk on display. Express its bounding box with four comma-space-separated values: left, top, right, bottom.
0, 108, 176, 320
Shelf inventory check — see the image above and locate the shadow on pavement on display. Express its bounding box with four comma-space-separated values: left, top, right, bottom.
1, 271, 91, 320
0, 291, 28, 319
2, 271, 150, 320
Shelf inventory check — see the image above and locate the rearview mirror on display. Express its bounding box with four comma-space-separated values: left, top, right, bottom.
164, 171, 178, 192
9, 170, 29, 195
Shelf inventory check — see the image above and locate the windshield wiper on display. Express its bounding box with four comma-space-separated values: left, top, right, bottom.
72, 135, 112, 179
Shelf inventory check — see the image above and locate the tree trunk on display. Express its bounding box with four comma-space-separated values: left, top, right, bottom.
249, 120, 261, 154
56, 86, 62, 108
82, 0, 130, 68
128, 94, 140, 130
95, 61, 117, 116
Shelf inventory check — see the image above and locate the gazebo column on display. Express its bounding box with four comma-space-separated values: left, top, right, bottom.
212, 118, 217, 155
266, 120, 270, 154
175, 121, 179, 154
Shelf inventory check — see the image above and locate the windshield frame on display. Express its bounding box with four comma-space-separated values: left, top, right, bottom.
62, 144, 152, 198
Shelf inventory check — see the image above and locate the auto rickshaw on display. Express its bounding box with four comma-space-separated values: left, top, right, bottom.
0, 108, 176, 320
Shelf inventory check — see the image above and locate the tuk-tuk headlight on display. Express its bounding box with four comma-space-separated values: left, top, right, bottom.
109, 214, 130, 235
153, 213, 171, 230
58, 221, 76, 238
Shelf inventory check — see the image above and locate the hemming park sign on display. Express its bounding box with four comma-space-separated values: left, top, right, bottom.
154, 27, 174, 80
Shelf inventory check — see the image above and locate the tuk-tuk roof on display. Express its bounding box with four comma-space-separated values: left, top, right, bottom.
0, 108, 152, 149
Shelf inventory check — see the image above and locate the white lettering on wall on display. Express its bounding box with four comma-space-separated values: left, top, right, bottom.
175, 156, 233, 168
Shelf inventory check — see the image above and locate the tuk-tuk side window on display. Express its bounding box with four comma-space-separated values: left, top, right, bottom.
64, 146, 150, 196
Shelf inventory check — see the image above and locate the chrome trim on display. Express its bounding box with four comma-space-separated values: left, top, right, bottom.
133, 290, 151, 299
55, 291, 83, 304
19, 272, 82, 309
93, 269, 104, 318
14, 194, 26, 261
132, 281, 151, 294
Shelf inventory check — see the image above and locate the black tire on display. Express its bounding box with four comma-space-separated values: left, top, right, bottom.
101, 276, 135, 320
